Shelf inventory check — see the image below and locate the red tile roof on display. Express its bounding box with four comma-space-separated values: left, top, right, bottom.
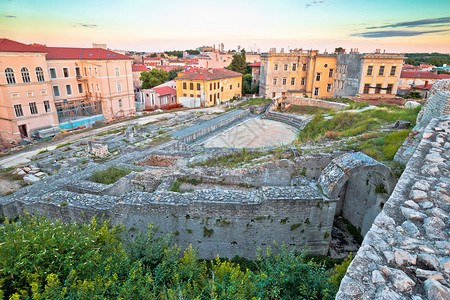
248, 61, 261, 67
175, 68, 242, 81
0, 38, 47, 53
153, 86, 176, 96
31, 45, 132, 60
412, 84, 433, 90
401, 71, 450, 80
132, 64, 148, 72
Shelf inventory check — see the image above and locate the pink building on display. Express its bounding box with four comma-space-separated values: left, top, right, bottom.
0, 38, 136, 145
132, 64, 148, 89
0, 39, 58, 145
139, 86, 177, 110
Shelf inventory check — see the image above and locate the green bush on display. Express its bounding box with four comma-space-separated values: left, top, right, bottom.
90, 166, 132, 184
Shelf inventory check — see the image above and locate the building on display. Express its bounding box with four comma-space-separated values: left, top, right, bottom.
248, 61, 261, 85
132, 64, 148, 89
175, 68, 242, 107
0, 39, 59, 144
259, 48, 405, 99
138, 86, 177, 110
0, 38, 136, 145
398, 71, 450, 90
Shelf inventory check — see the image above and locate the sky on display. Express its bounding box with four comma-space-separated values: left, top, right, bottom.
1, 0, 449, 53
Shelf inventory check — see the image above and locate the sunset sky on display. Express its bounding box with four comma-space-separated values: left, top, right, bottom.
1, 0, 449, 53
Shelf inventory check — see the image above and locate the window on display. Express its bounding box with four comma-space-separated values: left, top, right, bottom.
302, 64, 307, 71
183, 82, 187, 89
272, 92, 276, 98
210, 95, 212, 102
324, 64, 328, 68
292, 63, 297, 71
116, 81, 122, 92
329, 69, 334, 77
114, 66, 120, 76
273, 78, 278, 85
274, 63, 278, 71
387, 84, 393, 94
84, 67, 87, 76
367, 66, 373, 76
27, 92, 34, 97
314, 88, 319, 96
291, 77, 295, 85
230, 85, 232, 90
221, 87, 223, 92
210, 83, 212, 90
21, 67, 30, 83
183, 93, 187, 97
44, 100, 51, 113
49, 68, 57, 79
238, 83, 240, 88
301, 77, 305, 85
14, 104, 23, 117
197, 83, 200, 90
35, 67, 45, 82
282, 78, 287, 85
96, 84, 100, 92
327, 84, 332, 92
11, 92, 19, 99
77, 83, 83, 93
190, 94, 194, 97
29, 102, 38, 115
41, 90, 47, 96
378, 66, 385, 76
52, 85, 60, 97
118, 99, 122, 109
94, 67, 98, 76
390, 66, 397, 76
316, 72, 321, 81
375, 84, 381, 94
363, 84, 370, 94
5, 68, 15, 84
65, 84, 73, 95
63, 67, 69, 78
190, 82, 194, 90
75, 67, 81, 77
283, 64, 288, 71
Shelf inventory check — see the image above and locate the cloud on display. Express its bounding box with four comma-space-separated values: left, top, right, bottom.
73, 23, 98, 28
305, 0, 325, 8
367, 17, 450, 29
5, 15, 16, 18
352, 29, 449, 38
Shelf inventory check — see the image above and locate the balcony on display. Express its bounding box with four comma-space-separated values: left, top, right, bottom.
76, 75, 87, 81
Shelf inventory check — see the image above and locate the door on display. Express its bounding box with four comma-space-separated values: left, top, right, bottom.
18, 124, 28, 138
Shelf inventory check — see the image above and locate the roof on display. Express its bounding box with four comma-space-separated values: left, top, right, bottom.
175, 68, 242, 81
400, 71, 450, 80
33, 45, 132, 60
153, 86, 176, 96
0, 38, 48, 53
248, 61, 261, 67
132, 64, 148, 72
412, 84, 433, 90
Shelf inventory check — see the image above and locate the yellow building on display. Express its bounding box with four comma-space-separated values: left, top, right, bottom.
175, 68, 242, 106
260, 48, 405, 100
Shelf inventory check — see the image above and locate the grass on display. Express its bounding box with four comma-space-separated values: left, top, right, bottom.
55, 141, 75, 149
283, 105, 334, 116
326, 98, 370, 110
237, 97, 272, 107
193, 148, 268, 169
297, 105, 420, 144
90, 166, 132, 184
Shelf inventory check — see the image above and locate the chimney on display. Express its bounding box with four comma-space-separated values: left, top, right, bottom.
424, 81, 428, 88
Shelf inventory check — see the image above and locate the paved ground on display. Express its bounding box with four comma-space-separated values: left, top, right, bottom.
202, 118, 297, 148
0, 106, 223, 168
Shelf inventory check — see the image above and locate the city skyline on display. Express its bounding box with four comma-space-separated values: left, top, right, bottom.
1, 0, 449, 53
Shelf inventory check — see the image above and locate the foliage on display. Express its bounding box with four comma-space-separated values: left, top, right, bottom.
168, 67, 184, 80
90, 166, 132, 184
328, 253, 353, 291
186, 49, 200, 55
0, 215, 348, 299
242, 74, 259, 95
164, 50, 183, 58
227, 51, 247, 75
148, 53, 158, 58
404, 52, 450, 66
284, 105, 334, 116
140, 69, 169, 89
407, 91, 422, 99
326, 98, 370, 110
342, 219, 363, 243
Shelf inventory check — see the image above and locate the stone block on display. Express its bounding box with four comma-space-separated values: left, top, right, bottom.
23, 174, 40, 184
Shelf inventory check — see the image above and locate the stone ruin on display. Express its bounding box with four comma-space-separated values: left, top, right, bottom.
87, 139, 109, 157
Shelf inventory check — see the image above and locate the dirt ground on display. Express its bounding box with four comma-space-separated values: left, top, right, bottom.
328, 216, 362, 259
0, 177, 24, 196
203, 118, 297, 148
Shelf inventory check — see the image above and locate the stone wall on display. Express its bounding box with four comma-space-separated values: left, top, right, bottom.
337, 116, 450, 299
275, 96, 349, 111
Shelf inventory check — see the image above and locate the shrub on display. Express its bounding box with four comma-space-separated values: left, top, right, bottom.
90, 166, 132, 184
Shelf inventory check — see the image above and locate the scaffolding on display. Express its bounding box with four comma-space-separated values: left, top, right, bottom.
55, 97, 103, 124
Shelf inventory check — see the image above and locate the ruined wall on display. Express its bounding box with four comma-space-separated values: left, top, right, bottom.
333, 52, 363, 98
275, 96, 350, 110
337, 116, 450, 299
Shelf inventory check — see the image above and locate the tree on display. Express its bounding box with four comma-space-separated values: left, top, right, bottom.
168, 67, 184, 81
148, 53, 157, 58
186, 49, 200, 55
407, 91, 422, 99
242, 74, 252, 95
140, 69, 169, 89
334, 47, 344, 53
228, 53, 247, 75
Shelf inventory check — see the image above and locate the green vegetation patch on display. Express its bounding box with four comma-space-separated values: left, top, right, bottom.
238, 97, 272, 107
285, 105, 335, 116
90, 166, 132, 184
0, 214, 350, 299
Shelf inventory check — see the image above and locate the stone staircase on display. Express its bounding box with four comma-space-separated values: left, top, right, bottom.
262, 111, 312, 131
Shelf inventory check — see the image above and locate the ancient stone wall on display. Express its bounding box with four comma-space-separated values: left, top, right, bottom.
274, 96, 349, 111
337, 116, 450, 299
